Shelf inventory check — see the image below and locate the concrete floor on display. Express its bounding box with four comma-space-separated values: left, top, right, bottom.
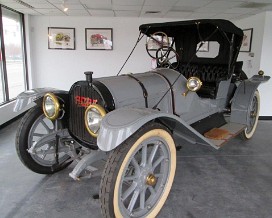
1, 119, 272, 218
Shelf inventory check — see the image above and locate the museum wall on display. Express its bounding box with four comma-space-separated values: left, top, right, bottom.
28, 16, 176, 90
259, 11, 272, 116
235, 12, 271, 116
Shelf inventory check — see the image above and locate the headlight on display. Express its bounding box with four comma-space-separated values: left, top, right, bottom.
187, 77, 202, 92
85, 104, 106, 137
42, 93, 60, 120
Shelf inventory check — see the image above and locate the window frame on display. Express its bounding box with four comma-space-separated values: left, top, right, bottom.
0, 5, 28, 106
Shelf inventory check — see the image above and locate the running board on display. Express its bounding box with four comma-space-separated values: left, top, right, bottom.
204, 123, 246, 148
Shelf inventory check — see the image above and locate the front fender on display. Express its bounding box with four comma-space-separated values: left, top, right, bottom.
13, 88, 68, 112
97, 108, 218, 151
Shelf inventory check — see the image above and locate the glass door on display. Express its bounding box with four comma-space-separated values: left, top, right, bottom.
0, 49, 5, 103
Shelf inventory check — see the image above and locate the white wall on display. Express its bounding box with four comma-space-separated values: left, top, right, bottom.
235, 12, 272, 116
29, 16, 177, 90
259, 11, 272, 116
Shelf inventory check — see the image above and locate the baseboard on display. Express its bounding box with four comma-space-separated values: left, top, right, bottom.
259, 116, 272, 120
0, 111, 27, 130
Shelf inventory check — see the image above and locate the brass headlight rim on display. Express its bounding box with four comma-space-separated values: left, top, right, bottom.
186, 76, 202, 92
42, 93, 60, 120
85, 104, 106, 138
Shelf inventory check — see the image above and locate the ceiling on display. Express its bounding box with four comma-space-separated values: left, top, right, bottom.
0, 0, 272, 20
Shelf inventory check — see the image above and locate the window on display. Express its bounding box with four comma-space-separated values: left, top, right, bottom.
0, 6, 27, 105
196, 41, 220, 58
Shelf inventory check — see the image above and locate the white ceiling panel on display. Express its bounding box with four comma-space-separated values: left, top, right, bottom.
195, 7, 228, 13
170, 6, 199, 12
35, 8, 64, 15
88, 9, 114, 17
54, 3, 84, 10
16, 8, 43, 15
164, 11, 192, 18
175, 0, 212, 7
66, 9, 89, 16
24, 2, 56, 9
213, 13, 241, 19
187, 12, 218, 19
112, 5, 142, 11
22, 0, 47, 3
144, 0, 178, 7
206, 1, 245, 8
224, 8, 259, 14
233, 13, 253, 20
114, 10, 140, 17
81, 0, 112, 9
112, 0, 144, 6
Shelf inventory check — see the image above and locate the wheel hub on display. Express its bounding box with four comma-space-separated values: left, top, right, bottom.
146, 173, 157, 186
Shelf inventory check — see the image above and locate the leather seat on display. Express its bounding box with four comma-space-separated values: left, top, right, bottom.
179, 64, 228, 98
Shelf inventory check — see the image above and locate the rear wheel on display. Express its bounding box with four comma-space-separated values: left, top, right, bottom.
100, 123, 176, 218
16, 106, 72, 174
240, 90, 260, 140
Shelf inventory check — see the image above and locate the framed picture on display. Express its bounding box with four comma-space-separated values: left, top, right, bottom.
85, 28, 113, 50
146, 35, 173, 50
240, 28, 253, 52
48, 27, 75, 50
196, 41, 209, 52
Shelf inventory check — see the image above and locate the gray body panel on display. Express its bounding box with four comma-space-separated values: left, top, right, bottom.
13, 88, 67, 112
97, 107, 218, 152
97, 68, 230, 124
231, 75, 270, 125
96, 68, 232, 151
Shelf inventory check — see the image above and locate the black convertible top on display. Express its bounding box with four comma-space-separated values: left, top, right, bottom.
139, 19, 243, 37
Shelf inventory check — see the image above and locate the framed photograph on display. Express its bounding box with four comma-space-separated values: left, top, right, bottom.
48, 27, 75, 50
196, 41, 209, 52
240, 28, 253, 52
85, 28, 113, 50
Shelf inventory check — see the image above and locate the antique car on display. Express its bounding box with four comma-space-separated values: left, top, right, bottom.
14, 19, 270, 218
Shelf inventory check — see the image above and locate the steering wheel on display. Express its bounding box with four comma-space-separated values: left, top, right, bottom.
146, 32, 170, 59
156, 47, 180, 70
146, 31, 179, 70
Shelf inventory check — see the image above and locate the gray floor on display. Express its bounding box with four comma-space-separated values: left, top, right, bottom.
1, 120, 272, 218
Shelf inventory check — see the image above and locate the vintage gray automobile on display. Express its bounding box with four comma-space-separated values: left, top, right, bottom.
14, 19, 270, 218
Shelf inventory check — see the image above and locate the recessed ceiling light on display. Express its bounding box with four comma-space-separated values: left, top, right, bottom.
62, 0, 68, 12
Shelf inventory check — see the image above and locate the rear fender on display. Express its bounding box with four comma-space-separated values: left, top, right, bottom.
97, 108, 219, 152
13, 88, 68, 112
230, 74, 270, 125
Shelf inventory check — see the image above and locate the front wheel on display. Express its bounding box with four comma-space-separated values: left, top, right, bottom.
100, 123, 176, 218
240, 90, 260, 140
16, 106, 72, 174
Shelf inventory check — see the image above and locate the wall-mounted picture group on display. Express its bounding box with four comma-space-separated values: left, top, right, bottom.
48, 27, 113, 50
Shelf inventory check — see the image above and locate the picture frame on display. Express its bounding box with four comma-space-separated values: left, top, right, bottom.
196, 41, 209, 52
146, 35, 173, 50
240, 28, 253, 52
48, 27, 75, 50
85, 28, 113, 50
